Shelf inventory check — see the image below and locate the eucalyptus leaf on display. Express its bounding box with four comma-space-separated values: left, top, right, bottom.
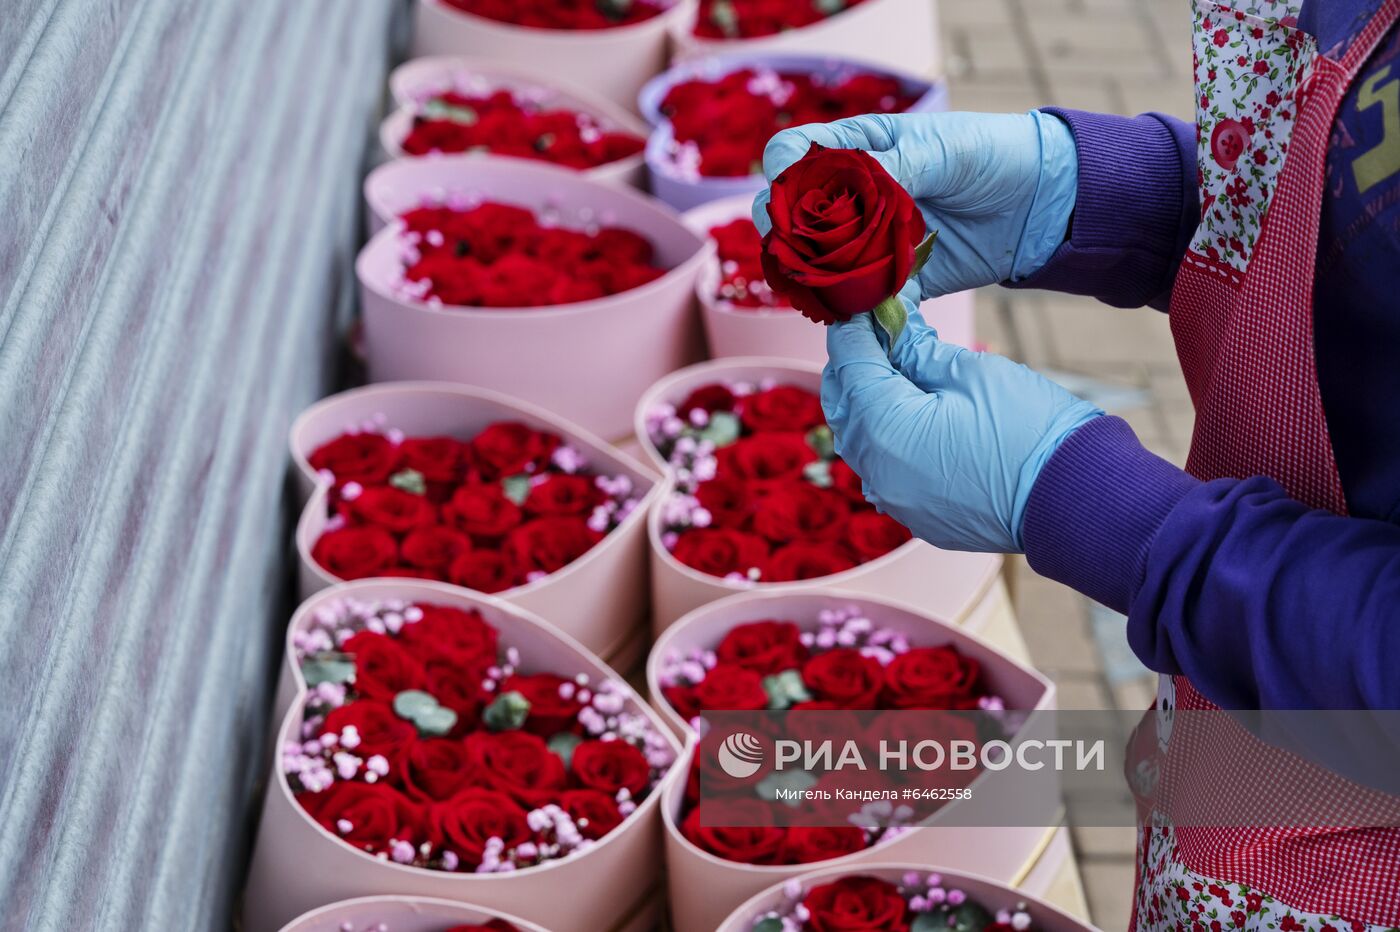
421, 99, 479, 125
414, 706, 459, 737
393, 690, 441, 719
483, 690, 532, 731
753, 920, 785, 932
708, 0, 739, 36
697, 411, 742, 449
501, 474, 532, 507
758, 768, 816, 806
945, 902, 994, 932
910, 914, 945, 932
803, 460, 833, 489
548, 732, 584, 766
814, 0, 846, 12
302, 655, 356, 687
389, 468, 427, 496
805, 425, 835, 460
762, 669, 813, 710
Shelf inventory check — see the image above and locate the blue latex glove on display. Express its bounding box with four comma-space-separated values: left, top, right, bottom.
823, 299, 1103, 553
754, 111, 1078, 297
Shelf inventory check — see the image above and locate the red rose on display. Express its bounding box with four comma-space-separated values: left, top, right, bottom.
764, 543, 858, 582
670, 528, 770, 579
299, 781, 429, 851
461, 731, 567, 806
319, 700, 418, 763
312, 526, 398, 580
801, 648, 883, 708
398, 604, 500, 667
468, 422, 560, 479
680, 799, 785, 864
696, 477, 755, 529
559, 788, 625, 840
504, 516, 603, 576
846, 511, 912, 561
443, 483, 524, 540
761, 144, 926, 325
448, 550, 518, 594
400, 525, 473, 573
499, 672, 584, 736
882, 646, 981, 709
343, 631, 428, 703
677, 383, 738, 419
397, 436, 466, 484
402, 738, 475, 802
715, 434, 817, 482
802, 876, 910, 932
693, 665, 769, 711
344, 487, 438, 535
751, 481, 850, 545
778, 826, 868, 864
424, 657, 487, 733
829, 458, 867, 502
308, 432, 402, 485
571, 738, 651, 796
523, 474, 602, 516
715, 620, 808, 676
737, 386, 825, 434
432, 789, 533, 868
662, 684, 700, 722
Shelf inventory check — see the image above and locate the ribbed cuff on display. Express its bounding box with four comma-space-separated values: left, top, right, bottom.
1022, 416, 1200, 613
1009, 109, 1196, 310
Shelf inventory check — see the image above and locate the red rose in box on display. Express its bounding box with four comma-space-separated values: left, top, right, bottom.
441, 0, 665, 29
247, 580, 682, 932
691, 0, 871, 39
635, 360, 1005, 631
281, 895, 545, 932
708, 217, 784, 311
292, 383, 662, 662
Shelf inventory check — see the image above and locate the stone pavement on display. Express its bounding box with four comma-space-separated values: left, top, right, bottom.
938, 0, 1197, 926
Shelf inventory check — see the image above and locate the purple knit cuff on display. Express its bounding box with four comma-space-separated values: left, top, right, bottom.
1010, 109, 1198, 310
1022, 416, 1200, 613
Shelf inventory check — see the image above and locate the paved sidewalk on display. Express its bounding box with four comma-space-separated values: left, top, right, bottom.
938, 0, 1197, 926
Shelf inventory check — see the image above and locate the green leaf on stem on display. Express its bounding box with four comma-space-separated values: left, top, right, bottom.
912, 230, 939, 276
873, 295, 908, 347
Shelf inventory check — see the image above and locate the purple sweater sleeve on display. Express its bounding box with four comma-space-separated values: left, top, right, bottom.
1010, 109, 1199, 311
1022, 417, 1400, 710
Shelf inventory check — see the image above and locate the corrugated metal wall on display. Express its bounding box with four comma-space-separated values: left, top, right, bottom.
0, 2, 402, 928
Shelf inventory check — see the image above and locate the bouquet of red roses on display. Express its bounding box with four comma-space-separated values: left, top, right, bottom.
442, 0, 665, 29
388, 200, 667, 308
398, 88, 645, 169
659, 608, 1003, 867
692, 0, 872, 38
307, 418, 642, 594
645, 380, 912, 584
744, 872, 1039, 932
657, 67, 918, 179
283, 595, 675, 873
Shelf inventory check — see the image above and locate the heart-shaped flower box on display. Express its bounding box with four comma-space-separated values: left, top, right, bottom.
278, 895, 547, 932
291, 382, 661, 664
637, 53, 947, 212
667, 0, 941, 81
681, 195, 977, 365
410, 0, 682, 113
379, 58, 650, 197
246, 579, 683, 932
356, 158, 707, 440
655, 592, 1059, 932
634, 359, 1002, 633
715, 863, 1101, 932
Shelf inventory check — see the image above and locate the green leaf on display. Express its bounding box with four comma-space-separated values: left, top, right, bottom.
596, 0, 633, 19
393, 689, 459, 737
803, 460, 833, 489
302, 654, 356, 687
758, 768, 817, 806
805, 425, 834, 460
501, 474, 532, 507
415, 706, 458, 737
483, 690, 532, 731
696, 411, 742, 449
421, 99, 478, 125
814, 0, 846, 12
548, 732, 583, 766
911, 914, 946, 932
762, 669, 813, 710
945, 902, 994, 932
708, 0, 739, 36
911, 230, 939, 276
753, 920, 785, 932
389, 468, 427, 496
872, 295, 907, 347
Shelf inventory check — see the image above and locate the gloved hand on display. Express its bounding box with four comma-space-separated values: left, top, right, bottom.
822, 299, 1103, 553
754, 111, 1078, 298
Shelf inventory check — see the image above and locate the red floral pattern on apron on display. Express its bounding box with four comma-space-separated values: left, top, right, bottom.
1130, 1, 1400, 929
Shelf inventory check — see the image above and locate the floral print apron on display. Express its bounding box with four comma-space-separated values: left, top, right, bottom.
1131, 2, 1400, 929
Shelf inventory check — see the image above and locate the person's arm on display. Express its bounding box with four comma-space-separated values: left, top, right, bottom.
1009, 110, 1199, 311
1023, 417, 1400, 710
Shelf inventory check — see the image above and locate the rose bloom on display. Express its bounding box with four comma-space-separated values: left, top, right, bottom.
761, 144, 926, 325
802, 875, 911, 932
715, 619, 808, 676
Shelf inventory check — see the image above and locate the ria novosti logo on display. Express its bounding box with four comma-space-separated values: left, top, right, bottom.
716, 731, 766, 778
